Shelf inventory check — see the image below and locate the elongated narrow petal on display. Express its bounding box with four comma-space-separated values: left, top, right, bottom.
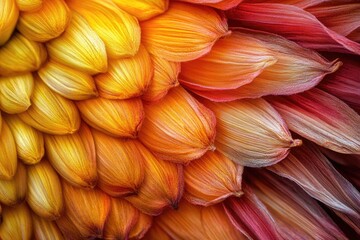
56, 214, 82, 239
321, 148, 360, 168
247, 169, 346, 239
95, 45, 153, 99
77, 97, 144, 138
27, 160, 63, 220
223, 186, 281, 240
112, 0, 168, 21
184, 150, 243, 206
0, 33, 47, 76
126, 142, 183, 216
203, 98, 301, 167
128, 212, 152, 239
157, 200, 245, 239
268, 140, 360, 232
0, 203, 32, 239
0, 0, 18, 46
62, 181, 111, 238
319, 55, 360, 113
0, 121, 17, 180
67, 0, 140, 58
144, 222, 172, 240
191, 29, 341, 101
15, 0, 42, 11
46, 12, 108, 75
270, 88, 360, 154
19, 77, 81, 135
104, 198, 139, 239
139, 87, 216, 164
45, 123, 97, 188
141, 2, 229, 62
180, 32, 276, 92
17, 0, 70, 42
245, 0, 330, 9
38, 61, 98, 100
0, 73, 33, 114
0, 162, 26, 206
32, 213, 64, 240
143, 56, 180, 102
178, 0, 243, 10
92, 130, 144, 196
4, 115, 44, 164
227, 3, 360, 55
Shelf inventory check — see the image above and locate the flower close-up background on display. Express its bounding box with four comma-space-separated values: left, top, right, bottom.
0, 0, 359, 239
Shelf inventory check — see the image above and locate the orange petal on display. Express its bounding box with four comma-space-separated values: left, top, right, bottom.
0, 120, 17, 180
190, 29, 341, 101
180, 32, 276, 91
143, 222, 172, 240
247, 169, 346, 239
139, 86, 216, 164
92, 130, 144, 197
128, 212, 152, 239
203, 98, 301, 167
0, 33, 47, 76
62, 181, 111, 238
142, 56, 180, 102
177, 0, 243, 10
45, 122, 97, 189
19, 77, 81, 135
15, 0, 42, 12
184, 150, 243, 206
38, 61, 98, 101
67, 0, 140, 58
0, 203, 32, 239
0, 73, 33, 114
125, 142, 183, 216
32, 213, 64, 240
56, 214, 82, 239
77, 97, 144, 138
269, 88, 360, 154
112, 0, 168, 21
17, 0, 70, 42
0, 162, 26, 206
4, 114, 44, 165
27, 160, 63, 220
141, 2, 229, 62
104, 198, 140, 239
0, 0, 18, 46
95, 45, 153, 100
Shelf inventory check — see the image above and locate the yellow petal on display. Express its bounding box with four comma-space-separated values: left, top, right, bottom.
139, 86, 216, 164
0, 162, 26, 206
27, 160, 63, 220
203, 98, 301, 167
0, 33, 47, 76
45, 123, 97, 189
104, 198, 140, 239
143, 56, 180, 102
19, 77, 81, 135
62, 181, 111, 238
32, 213, 64, 240
77, 97, 144, 138
38, 61, 98, 101
15, 0, 42, 12
112, 0, 168, 21
67, 0, 140, 58
17, 0, 70, 42
95, 45, 152, 99
4, 115, 44, 164
0, 121, 17, 180
128, 212, 152, 239
0, 73, 33, 114
126, 142, 183, 216
141, 2, 229, 62
92, 130, 144, 197
184, 150, 243, 206
0, 203, 32, 239
0, 0, 18, 46
46, 12, 108, 75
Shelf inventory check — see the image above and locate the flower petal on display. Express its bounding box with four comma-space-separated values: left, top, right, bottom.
112, 0, 168, 21
178, 0, 244, 10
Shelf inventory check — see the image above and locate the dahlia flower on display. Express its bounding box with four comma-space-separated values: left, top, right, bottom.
0, 0, 359, 239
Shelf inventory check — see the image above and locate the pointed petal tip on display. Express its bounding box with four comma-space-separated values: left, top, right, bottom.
290, 139, 303, 148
